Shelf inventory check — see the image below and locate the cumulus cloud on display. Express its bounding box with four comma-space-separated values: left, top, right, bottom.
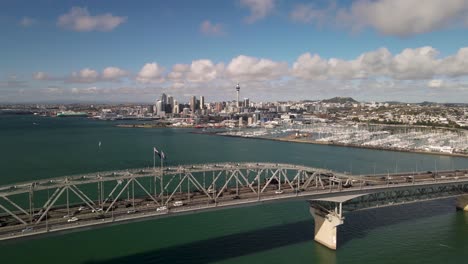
340, 0, 468, 36
57, 7, 127, 32
33, 72, 51, 80
70, 68, 99, 83
65, 67, 128, 83
291, 0, 468, 37
438, 47, 468, 77
102, 67, 128, 81
292, 46, 468, 81
168, 60, 223, 84
200, 20, 225, 36
240, 0, 275, 23
136, 63, 165, 83
71, 87, 98, 94
289, 3, 335, 26
226, 55, 288, 81
428, 79, 443, 88
19, 17, 36, 27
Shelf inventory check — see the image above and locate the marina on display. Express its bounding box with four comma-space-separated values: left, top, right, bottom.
218, 123, 468, 157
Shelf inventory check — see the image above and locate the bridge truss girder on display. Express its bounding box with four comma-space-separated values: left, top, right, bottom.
344, 183, 468, 211
0, 163, 331, 228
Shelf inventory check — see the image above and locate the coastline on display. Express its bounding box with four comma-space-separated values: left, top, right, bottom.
214, 133, 468, 158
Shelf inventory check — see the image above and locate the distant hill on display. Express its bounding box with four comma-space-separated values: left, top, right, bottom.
419, 101, 438, 106
321, 97, 359, 104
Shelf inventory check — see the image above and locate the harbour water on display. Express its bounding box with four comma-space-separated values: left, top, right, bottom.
0, 115, 467, 263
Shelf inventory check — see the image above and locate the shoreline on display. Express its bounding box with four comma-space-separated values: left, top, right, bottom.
213, 133, 468, 158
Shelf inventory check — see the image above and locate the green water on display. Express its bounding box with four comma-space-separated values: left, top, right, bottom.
0, 115, 467, 264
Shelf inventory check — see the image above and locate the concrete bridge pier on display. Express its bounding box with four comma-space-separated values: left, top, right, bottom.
309, 202, 344, 250
456, 195, 468, 211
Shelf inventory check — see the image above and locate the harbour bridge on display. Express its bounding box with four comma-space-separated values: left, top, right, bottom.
0, 162, 467, 250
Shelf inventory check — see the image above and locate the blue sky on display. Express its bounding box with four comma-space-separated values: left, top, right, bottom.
1, 0, 468, 103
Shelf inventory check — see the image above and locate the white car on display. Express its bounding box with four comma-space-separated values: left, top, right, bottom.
157, 206, 168, 212
22, 227, 33, 233
275, 190, 284, 194
92, 208, 103, 213
78, 206, 86, 211
127, 209, 137, 214
173, 201, 183, 207
67, 217, 79, 223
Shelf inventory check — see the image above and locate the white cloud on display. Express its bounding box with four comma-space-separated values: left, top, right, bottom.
19, 17, 36, 27
291, 0, 468, 37
168, 60, 224, 87
70, 68, 99, 83
340, 0, 468, 36
226, 55, 287, 81
292, 46, 468, 81
71, 87, 98, 94
102, 67, 128, 81
33, 72, 50, 80
240, 0, 275, 23
439, 47, 468, 77
57, 7, 127, 32
289, 3, 335, 26
428, 79, 443, 88
391, 46, 439, 79
136, 63, 165, 83
200, 20, 225, 36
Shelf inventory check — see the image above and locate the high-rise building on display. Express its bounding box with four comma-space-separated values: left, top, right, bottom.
167, 95, 174, 113
156, 100, 163, 115
236, 83, 240, 108
200, 96, 205, 110
190, 96, 197, 113
244, 98, 250, 108
173, 99, 179, 114
215, 102, 223, 112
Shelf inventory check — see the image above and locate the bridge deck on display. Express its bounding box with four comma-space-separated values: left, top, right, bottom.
0, 162, 467, 241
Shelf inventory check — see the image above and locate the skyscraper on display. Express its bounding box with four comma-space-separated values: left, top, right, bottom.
161, 93, 167, 115
173, 99, 179, 114
167, 95, 174, 113
200, 96, 205, 110
190, 96, 197, 113
156, 100, 163, 115
236, 83, 240, 108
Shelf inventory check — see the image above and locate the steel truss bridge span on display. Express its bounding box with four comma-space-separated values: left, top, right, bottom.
0, 162, 467, 250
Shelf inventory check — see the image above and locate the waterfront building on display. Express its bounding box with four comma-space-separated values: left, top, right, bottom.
173, 100, 179, 114
167, 96, 174, 113
190, 96, 197, 113
236, 83, 240, 108
200, 96, 205, 110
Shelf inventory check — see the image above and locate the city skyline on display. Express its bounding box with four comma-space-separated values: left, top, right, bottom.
1, 0, 468, 103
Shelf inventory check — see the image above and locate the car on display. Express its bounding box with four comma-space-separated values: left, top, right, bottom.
22, 227, 33, 233
67, 217, 79, 223
173, 201, 183, 207
156, 206, 167, 212
78, 206, 86, 211
127, 209, 137, 214
232, 195, 241, 200
92, 208, 103, 213
63, 214, 71, 219
275, 190, 284, 194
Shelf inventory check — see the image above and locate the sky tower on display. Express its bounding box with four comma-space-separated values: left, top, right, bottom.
236, 83, 240, 108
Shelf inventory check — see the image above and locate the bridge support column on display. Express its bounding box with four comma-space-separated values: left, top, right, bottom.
309, 203, 344, 250
456, 195, 468, 211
